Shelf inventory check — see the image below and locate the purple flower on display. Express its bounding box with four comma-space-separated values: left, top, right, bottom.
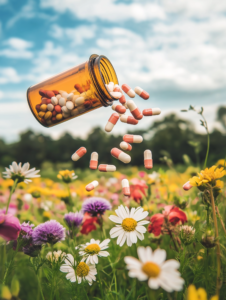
20, 222, 34, 240
82, 197, 112, 217
32, 220, 66, 245
64, 212, 83, 228
0, 213, 21, 241
23, 243, 42, 257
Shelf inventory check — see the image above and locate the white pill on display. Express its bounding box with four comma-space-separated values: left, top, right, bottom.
134, 86, 149, 100
123, 134, 143, 143
75, 97, 85, 106
106, 82, 114, 92
59, 90, 68, 98
120, 141, 132, 151
111, 148, 131, 164
98, 164, 116, 172
127, 100, 143, 120
122, 179, 130, 196
144, 150, 153, 169
67, 93, 74, 101
56, 94, 61, 100
72, 94, 79, 104
90, 152, 98, 170
86, 180, 99, 191
66, 101, 74, 110
105, 113, 119, 133
121, 84, 136, 98
110, 92, 122, 99
51, 96, 58, 106
47, 103, 54, 111
59, 97, 66, 107
62, 106, 69, 113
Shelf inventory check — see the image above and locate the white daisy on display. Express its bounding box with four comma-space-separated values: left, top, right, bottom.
109, 205, 149, 247
2, 161, 40, 184
60, 254, 97, 285
78, 238, 110, 264
124, 246, 184, 292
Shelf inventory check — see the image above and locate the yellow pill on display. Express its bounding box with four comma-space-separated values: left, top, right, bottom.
38, 111, 45, 118
56, 114, 63, 121
40, 104, 47, 112
44, 111, 52, 120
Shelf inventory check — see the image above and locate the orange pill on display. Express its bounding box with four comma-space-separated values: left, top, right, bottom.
89, 152, 98, 170
46, 91, 55, 98
71, 147, 87, 161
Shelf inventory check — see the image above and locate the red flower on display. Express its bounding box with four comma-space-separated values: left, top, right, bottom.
130, 179, 148, 203
0, 213, 21, 241
80, 217, 100, 235
148, 205, 187, 236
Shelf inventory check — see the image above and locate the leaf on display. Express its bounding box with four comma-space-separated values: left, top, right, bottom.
181, 109, 188, 112
125, 285, 135, 300
189, 105, 195, 110
200, 120, 205, 127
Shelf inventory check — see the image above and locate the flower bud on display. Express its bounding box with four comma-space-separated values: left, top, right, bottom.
180, 225, 195, 245
32, 191, 41, 198
201, 230, 216, 248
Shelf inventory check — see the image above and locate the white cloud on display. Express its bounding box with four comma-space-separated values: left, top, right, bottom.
0, 68, 21, 84
40, 0, 165, 21
0, 0, 7, 5
0, 37, 33, 59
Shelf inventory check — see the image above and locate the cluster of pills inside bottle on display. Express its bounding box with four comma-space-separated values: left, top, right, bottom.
70, 82, 160, 194
35, 81, 101, 126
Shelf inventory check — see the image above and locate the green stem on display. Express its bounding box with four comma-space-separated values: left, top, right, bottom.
97, 267, 104, 299
37, 271, 45, 300
2, 242, 19, 285
67, 184, 73, 209
82, 284, 89, 300
202, 114, 210, 169
209, 188, 221, 297
6, 178, 18, 214
168, 229, 179, 252
215, 206, 226, 236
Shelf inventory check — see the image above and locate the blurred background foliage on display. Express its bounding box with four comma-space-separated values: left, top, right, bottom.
0, 107, 225, 175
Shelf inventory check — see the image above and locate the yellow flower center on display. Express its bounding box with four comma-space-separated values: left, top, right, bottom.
76, 262, 90, 277
84, 243, 101, 255
142, 262, 161, 278
121, 218, 137, 232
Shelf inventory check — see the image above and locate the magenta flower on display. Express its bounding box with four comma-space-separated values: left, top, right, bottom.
0, 213, 21, 241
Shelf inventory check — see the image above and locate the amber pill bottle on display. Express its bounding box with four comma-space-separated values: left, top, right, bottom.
27, 54, 119, 127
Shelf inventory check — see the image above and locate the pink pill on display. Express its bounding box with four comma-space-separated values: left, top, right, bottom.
122, 179, 130, 196
111, 148, 131, 164
112, 103, 126, 114
86, 180, 99, 191
120, 115, 138, 125
144, 150, 153, 169
121, 84, 135, 98
105, 113, 119, 132
127, 100, 143, 120
183, 181, 193, 191
134, 86, 149, 100
113, 86, 121, 93
120, 141, 132, 151
143, 108, 161, 116
71, 147, 87, 161
89, 152, 98, 170
123, 134, 143, 144
98, 165, 116, 172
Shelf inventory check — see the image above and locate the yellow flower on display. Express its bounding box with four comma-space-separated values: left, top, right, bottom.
216, 159, 226, 167
57, 170, 77, 183
189, 166, 226, 187
43, 211, 51, 218
187, 285, 218, 300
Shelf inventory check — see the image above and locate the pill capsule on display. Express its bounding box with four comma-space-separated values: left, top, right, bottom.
123, 134, 143, 143
71, 147, 87, 161
122, 179, 130, 196
71, 108, 79, 116
39, 89, 47, 97
46, 99, 52, 104
121, 84, 135, 98
63, 111, 70, 119
144, 150, 153, 169
120, 115, 138, 125
86, 180, 99, 192
111, 148, 131, 164
59, 90, 68, 98
119, 94, 126, 105
113, 86, 121, 93
120, 141, 132, 151
105, 113, 119, 132
52, 111, 57, 117
56, 94, 61, 100
59, 97, 66, 107
112, 103, 126, 114
52, 90, 59, 95
134, 86, 149, 100
40, 104, 47, 112
110, 92, 122, 99
38, 111, 45, 118
106, 82, 114, 92
45, 111, 52, 120
127, 100, 143, 120
41, 98, 47, 105
66, 101, 74, 110
46, 120, 52, 125
67, 93, 74, 101
183, 181, 193, 191
56, 114, 63, 121
36, 104, 41, 112
75, 97, 85, 106
51, 97, 58, 105
55, 105, 62, 113
74, 84, 85, 93
47, 103, 54, 111
72, 94, 80, 104
122, 101, 128, 109
46, 91, 55, 98
90, 152, 98, 170
62, 106, 69, 114
98, 165, 116, 172
143, 108, 161, 116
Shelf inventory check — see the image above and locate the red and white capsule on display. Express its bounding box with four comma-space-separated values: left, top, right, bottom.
144, 150, 153, 169
105, 113, 119, 132
89, 152, 98, 170
112, 103, 126, 114
127, 100, 143, 120
86, 180, 99, 191
120, 141, 132, 151
71, 147, 87, 161
134, 86, 149, 100
143, 108, 161, 116
122, 179, 130, 196
123, 134, 143, 143
121, 84, 135, 98
111, 148, 131, 164
98, 165, 116, 172
120, 115, 138, 125
183, 181, 193, 191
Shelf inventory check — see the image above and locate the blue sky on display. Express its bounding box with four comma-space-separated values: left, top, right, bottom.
0, 0, 226, 141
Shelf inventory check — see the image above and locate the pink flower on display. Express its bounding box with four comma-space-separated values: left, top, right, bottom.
0, 203, 17, 216
139, 171, 146, 178
130, 178, 148, 203
183, 181, 193, 191
0, 214, 21, 241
